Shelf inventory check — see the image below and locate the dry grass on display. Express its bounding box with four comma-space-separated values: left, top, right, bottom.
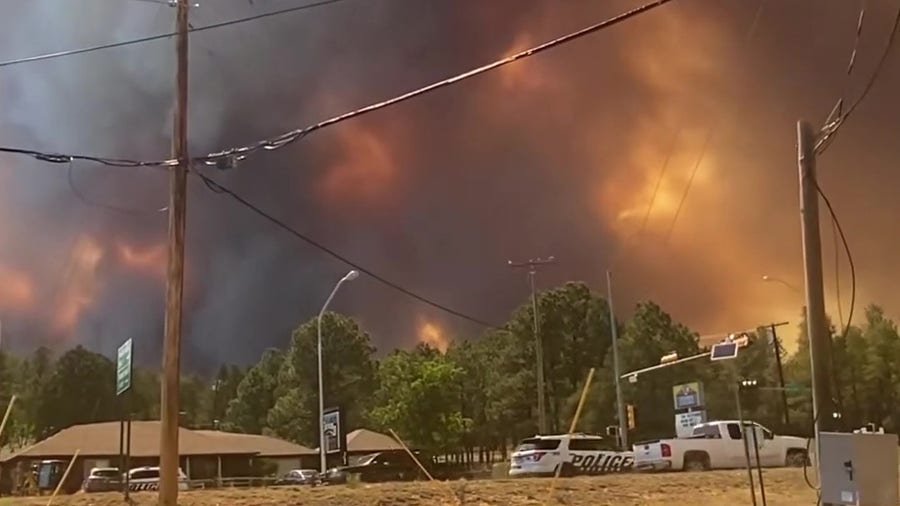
12, 469, 819, 506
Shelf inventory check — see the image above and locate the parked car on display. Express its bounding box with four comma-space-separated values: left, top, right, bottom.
82, 467, 121, 493
324, 451, 426, 484
632, 420, 809, 472
275, 469, 320, 486
126, 466, 190, 491
509, 433, 634, 477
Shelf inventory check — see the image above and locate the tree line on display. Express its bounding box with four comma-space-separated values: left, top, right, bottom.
1, 281, 897, 458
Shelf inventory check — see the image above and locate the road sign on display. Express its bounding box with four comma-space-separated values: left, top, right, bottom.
116, 339, 133, 396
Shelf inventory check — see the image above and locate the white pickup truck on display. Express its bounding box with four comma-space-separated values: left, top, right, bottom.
632, 420, 809, 472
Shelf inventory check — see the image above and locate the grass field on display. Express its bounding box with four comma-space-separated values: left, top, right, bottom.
9, 469, 820, 506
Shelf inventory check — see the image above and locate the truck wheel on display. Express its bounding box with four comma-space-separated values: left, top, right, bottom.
786, 450, 808, 467
683, 452, 710, 472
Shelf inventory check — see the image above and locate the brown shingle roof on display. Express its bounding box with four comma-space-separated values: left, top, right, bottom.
4, 421, 258, 461
345, 429, 402, 453
193, 430, 315, 457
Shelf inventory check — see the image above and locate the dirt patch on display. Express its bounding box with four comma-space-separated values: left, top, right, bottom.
20, 469, 818, 505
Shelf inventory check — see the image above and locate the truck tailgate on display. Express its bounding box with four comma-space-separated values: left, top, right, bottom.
634, 441, 663, 462
632, 440, 672, 470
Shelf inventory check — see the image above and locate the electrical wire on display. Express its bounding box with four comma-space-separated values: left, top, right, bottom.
638, 128, 681, 239
832, 218, 844, 330
0, 0, 676, 169
665, 127, 713, 243
660, 0, 764, 245
0, 0, 350, 69
192, 170, 502, 329
67, 160, 168, 215
814, 182, 856, 353
195, 0, 676, 168
816, 1, 900, 154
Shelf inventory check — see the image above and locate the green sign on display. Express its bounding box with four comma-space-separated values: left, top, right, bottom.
116, 338, 133, 396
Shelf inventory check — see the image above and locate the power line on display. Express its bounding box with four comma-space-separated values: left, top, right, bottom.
638, 128, 681, 238
192, 170, 502, 329
66, 160, 168, 215
0, 0, 676, 169
657, 0, 764, 245
816, 1, 900, 154
196, 0, 676, 169
814, 181, 856, 345
665, 127, 713, 243
0, 0, 350, 69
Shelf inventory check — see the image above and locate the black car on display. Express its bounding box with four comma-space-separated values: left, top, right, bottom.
324, 451, 428, 484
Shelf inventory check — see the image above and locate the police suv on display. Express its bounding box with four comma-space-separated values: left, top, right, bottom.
509, 433, 634, 477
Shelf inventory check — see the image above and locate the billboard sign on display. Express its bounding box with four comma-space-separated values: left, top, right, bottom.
672, 381, 704, 410
675, 410, 707, 438
322, 407, 343, 454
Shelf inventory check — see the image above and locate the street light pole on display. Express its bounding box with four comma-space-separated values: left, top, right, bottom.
606, 271, 627, 450
317, 270, 359, 474
508, 256, 556, 434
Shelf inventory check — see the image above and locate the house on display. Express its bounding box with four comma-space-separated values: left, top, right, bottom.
193, 430, 316, 475
0, 421, 316, 494
345, 428, 404, 455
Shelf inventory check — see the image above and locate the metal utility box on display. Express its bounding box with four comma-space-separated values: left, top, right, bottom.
819, 431, 898, 506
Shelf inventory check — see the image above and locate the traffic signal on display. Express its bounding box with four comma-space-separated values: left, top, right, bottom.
739, 378, 759, 390
626, 404, 636, 430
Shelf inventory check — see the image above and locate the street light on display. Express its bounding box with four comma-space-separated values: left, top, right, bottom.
317, 269, 359, 474
761, 275, 801, 294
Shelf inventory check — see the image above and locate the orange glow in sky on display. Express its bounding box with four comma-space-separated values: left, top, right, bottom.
0, 265, 35, 310
418, 319, 449, 352
52, 236, 104, 333
317, 122, 398, 207
117, 241, 166, 279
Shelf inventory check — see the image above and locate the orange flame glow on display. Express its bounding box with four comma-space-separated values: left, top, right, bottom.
317, 122, 398, 206
117, 241, 166, 279
53, 236, 104, 333
418, 319, 449, 352
0, 265, 35, 310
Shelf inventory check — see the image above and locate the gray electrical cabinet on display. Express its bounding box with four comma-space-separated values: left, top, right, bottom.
819, 431, 898, 506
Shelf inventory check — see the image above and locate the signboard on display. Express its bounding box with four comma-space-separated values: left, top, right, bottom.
674, 410, 707, 438
710, 341, 739, 361
116, 339, 133, 396
322, 407, 344, 454
672, 382, 704, 410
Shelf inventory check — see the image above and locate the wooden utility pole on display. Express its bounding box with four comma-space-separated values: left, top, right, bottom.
508, 256, 556, 434
797, 120, 836, 504
159, 1, 189, 504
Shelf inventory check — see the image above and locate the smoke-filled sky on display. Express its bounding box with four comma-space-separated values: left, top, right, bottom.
0, 0, 898, 372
